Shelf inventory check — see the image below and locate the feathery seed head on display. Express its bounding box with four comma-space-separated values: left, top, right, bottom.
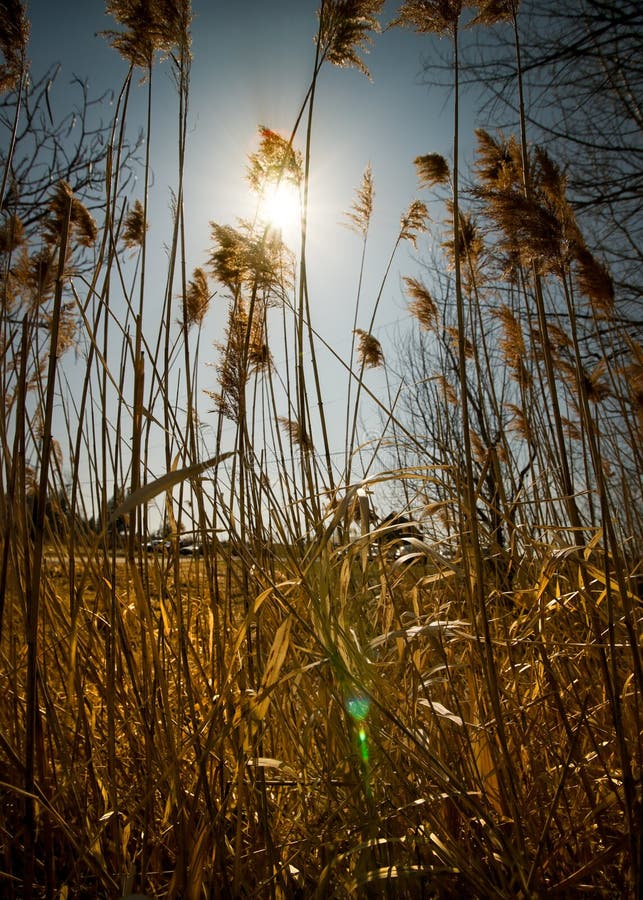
561, 416, 582, 443
22, 247, 57, 302
279, 416, 314, 453
538, 321, 571, 356
248, 315, 272, 373
442, 203, 483, 280
574, 246, 615, 317
182, 267, 210, 329
620, 350, 643, 432
472, 0, 516, 26
122, 199, 147, 249
474, 129, 522, 189
437, 374, 458, 404
470, 429, 486, 463
343, 163, 374, 237
247, 126, 302, 193
209, 221, 292, 299
400, 199, 429, 247
583, 362, 611, 404
414, 153, 450, 188
493, 305, 524, 360
393, 0, 464, 36
103, 0, 192, 69
316, 0, 385, 80
504, 402, 531, 443
0, 0, 29, 92
43, 181, 97, 249
354, 328, 384, 368
211, 301, 249, 423
0, 213, 24, 253
404, 276, 438, 331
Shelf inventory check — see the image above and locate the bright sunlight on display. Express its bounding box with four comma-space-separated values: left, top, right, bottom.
258, 180, 301, 239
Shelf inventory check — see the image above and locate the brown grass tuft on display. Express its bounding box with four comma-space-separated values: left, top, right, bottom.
504, 402, 532, 442
0, 0, 29, 91
492, 304, 531, 386
182, 267, 210, 328
247, 126, 302, 193
0, 213, 24, 253
43, 181, 97, 249
393, 0, 463, 35
414, 152, 450, 188
474, 129, 522, 188
343, 163, 374, 237
399, 199, 429, 247
278, 416, 314, 453
103, 0, 192, 68
317, 1, 385, 79
574, 246, 615, 316
472, 0, 514, 26
354, 328, 384, 368
404, 275, 439, 331
121, 198, 147, 249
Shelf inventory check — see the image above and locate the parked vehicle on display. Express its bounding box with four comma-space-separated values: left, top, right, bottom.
145, 538, 171, 553
178, 537, 203, 556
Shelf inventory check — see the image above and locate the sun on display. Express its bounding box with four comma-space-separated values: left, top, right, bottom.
259, 180, 301, 239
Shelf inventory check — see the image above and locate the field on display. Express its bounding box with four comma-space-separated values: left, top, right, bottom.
1, 1, 641, 897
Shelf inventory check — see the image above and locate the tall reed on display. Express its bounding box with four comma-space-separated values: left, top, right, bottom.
0, 0, 640, 896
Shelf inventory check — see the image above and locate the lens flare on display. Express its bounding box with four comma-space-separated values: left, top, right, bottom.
260, 181, 300, 237
357, 726, 369, 763
347, 695, 370, 721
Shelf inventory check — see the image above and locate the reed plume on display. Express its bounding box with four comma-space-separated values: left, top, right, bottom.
492, 304, 530, 386
0, 212, 23, 253
354, 328, 384, 368
13, 246, 56, 304
181, 266, 210, 329
393, 0, 463, 35
210, 300, 249, 423
247, 126, 302, 191
343, 163, 374, 237
121, 198, 147, 249
316, 0, 385, 79
0, 0, 28, 92
404, 275, 438, 331
436, 373, 458, 404
248, 313, 272, 372
582, 362, 611, 404
474, 128, 521, 189
446, 325, 474, 359
442, 202, 483, 279
574, 245, 615, 316
620, 349, 643, 434
209, 221, 292, 299
104, 0, 191, 68
476, 140, 583, 277
399, 199, 428, 247
43, 181, 97, 249
278, 416, 314, 453
504, 402, 531, 443
472, 0, 515, 26
414, 152, 450, 188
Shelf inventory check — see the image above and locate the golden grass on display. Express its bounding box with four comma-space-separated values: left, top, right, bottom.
1, 536, 639, 897
1, 1, 641, 897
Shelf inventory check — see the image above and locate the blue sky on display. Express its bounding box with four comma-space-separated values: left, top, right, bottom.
20, 1, 482, 520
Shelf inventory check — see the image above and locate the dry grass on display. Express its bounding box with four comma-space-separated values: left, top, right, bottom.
0, 1, 641, 897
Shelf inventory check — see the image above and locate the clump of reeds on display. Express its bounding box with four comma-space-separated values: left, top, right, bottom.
0, 1, 640, 898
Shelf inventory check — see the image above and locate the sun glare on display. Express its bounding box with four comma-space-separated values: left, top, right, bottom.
259, 181, 301, 240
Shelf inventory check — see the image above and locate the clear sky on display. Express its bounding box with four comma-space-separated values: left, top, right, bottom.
19, 1, 481, 520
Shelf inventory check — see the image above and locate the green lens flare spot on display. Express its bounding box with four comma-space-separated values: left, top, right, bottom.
347, 696, 370, 721
358, 727, 369, 763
